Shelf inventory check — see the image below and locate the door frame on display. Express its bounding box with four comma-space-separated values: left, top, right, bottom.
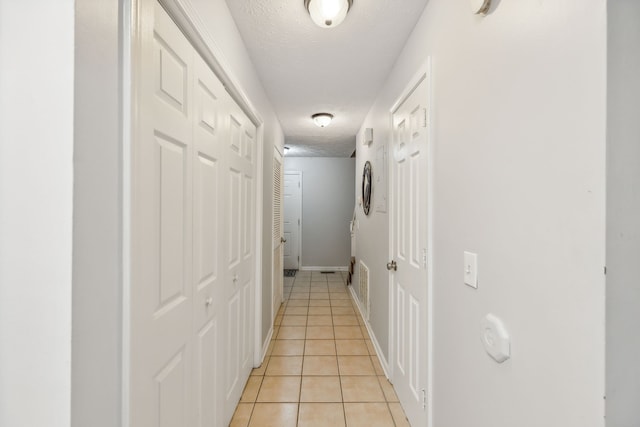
123, 1, 266, 424
387, 58, 434, 427
284, 171, 303, 270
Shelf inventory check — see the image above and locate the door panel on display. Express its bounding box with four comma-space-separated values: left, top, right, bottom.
390, 74, 429, 427
284, 172, 302, 270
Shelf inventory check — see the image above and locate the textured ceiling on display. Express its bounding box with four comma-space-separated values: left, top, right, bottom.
225, 0, 429, 157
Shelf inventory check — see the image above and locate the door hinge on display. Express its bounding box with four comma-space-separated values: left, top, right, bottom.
298, 219, 300, 226
421, 388, 427, 410
298, 182, 301, 188
422, 248, 427, 269
604, 266, 607, 275
422, 108, 428, 128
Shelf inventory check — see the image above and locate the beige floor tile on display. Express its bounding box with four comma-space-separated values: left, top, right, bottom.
331, 299, 353, 307
289, 292, 310, 300
285, 306, 308, 316
360, 326, 371, 339
309, 285, 329, 292
335, 339, 369, 356
306, 326, 334, 339
257, 376, 301, 402
365, 340, 376, 355
248, 403, 298, 427
298, 403, 346, 427
271, 339, 305, 356
251, 356, 269, 376
335, 326, 364, 339
309, 299, 331, 307
274, 315, 283, 326
304, 340, 336, 356
330, 292, 351, 300
332, 306, 356, 315
277, 326, 306, 340
388, 402, 411, 427
371, 356, 385, 375
377, 377, 399, 402
343, 403, 395, 427
265, 340, 275, 356
266, 356, 303, 376
307, 315, 333, 326
277, 305, 285, 316
281, 315, 307, 326
309, 292, 330, 300
338, 356, 375, 376
340, 376, 385, 402
287, 300, 310, 307
303, 355, 339, 375
333, 315, 359, 326
240, 376, 263, 402
300, 376, 342, 402
229, 403, 253, 427
308, 306, 332, 315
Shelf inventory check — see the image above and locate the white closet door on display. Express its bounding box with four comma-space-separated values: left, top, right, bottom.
131, 2, 259, 426
131, 3, 194, 426
192, 53, 226, 427
222, 98, 257, 422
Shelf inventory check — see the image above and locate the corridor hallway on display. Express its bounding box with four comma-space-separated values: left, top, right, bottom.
230, 271, 410, 427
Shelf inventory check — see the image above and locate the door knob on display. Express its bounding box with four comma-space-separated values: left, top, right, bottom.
205, 297, 213, 307
281, 237, 287, 243
386, 260, 397, 271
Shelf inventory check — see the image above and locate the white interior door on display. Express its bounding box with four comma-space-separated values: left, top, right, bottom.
223, 97, 257, 421
273, 151, 284, 316
131, 2, 257, 426
389, 71, 430, 427
284, 172, 302, 270
131, 4, 195, 425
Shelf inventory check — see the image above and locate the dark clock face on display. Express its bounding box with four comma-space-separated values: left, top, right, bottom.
362, 161, 372, 215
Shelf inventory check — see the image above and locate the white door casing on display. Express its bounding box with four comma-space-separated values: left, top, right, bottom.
284, 172, 302, 270
389, 65, 431, 427
130, 2, 258, 426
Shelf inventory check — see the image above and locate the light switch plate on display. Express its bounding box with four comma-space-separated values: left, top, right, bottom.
464, 251, 478, 288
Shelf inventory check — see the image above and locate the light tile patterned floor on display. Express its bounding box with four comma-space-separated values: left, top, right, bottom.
230, 270, 411, 427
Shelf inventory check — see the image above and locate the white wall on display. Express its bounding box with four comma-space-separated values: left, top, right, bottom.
189, 0, 285, 346
355, 1, 607, 426
606, 2, 640, 426
284, 157, 355, 269
0, 1, 75, 426
71, 0, 122, 426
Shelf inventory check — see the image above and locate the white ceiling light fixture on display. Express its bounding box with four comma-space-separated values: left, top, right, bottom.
312, 113, 334, 127
304, 0, 353, 28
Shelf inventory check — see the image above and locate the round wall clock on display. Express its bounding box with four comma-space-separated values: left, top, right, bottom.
362, 161, 372, 215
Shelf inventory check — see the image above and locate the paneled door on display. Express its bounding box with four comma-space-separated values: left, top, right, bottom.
283, 172, 302, 270
222, 93, 257, 422
131, 2, 258, 426
192, 52, 226, 427
131, 3, 195, 425
389, 71, 430, 427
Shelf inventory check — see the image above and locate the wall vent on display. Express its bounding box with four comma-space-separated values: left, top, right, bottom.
359, 261, 370, 321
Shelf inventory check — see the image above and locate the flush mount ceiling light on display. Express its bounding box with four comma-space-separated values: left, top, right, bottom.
304, 0, 353, 29
312, 113, 334, 127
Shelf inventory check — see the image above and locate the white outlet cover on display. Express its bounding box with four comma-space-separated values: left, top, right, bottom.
481, 314, 511, 363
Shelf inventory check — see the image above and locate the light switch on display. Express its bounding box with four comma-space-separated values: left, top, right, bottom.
464, 251, 478, 288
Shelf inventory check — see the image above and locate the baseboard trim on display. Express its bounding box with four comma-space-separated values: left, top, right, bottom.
299, 266, 348, 272
348, 285, 391, 379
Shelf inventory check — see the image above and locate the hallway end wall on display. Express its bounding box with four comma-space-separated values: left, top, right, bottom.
284, 157, 355, 269
356, 1, 606, 426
